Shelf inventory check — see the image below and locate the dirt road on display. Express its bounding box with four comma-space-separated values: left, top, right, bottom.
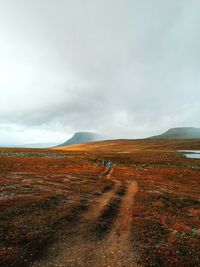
31, 168, 139, 267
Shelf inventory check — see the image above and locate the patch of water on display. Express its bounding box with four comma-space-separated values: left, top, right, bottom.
184, 154, 200, 159
177, 150, 200, 153
178, 150, 200, 159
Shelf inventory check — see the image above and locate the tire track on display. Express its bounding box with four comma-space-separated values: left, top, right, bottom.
31, 170, 121, 267
31, 170, 139, 267
81, 180, 121, 225
91, 185, 127, 239
93, 180, 139, 267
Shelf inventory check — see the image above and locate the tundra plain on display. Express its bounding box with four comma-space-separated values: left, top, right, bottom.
0, 139, 200, 267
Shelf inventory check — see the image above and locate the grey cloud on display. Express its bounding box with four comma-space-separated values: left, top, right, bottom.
0, 0, 200, 145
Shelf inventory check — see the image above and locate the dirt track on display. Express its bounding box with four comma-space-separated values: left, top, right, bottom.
31, 167, 138, 267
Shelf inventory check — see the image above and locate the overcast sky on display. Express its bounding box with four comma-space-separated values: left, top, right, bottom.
0, 0, 200, 145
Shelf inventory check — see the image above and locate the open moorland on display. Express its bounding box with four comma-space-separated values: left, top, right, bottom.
0, 139, 200, 267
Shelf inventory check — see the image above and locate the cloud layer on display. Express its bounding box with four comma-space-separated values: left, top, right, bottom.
0, 0, 200, 145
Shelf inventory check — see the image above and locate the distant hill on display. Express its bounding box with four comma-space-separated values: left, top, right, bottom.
58, 132, 112, 147
150, 127, 200, 139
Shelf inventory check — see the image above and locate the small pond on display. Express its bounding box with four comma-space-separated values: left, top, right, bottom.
178, 150, 200, 159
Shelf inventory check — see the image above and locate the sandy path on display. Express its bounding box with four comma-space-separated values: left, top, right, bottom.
92, 179, 139, 267
81, 181, 121, 223
31, 169, 120, 267
31, 169, 139, 267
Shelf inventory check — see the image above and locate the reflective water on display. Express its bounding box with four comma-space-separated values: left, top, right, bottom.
178, 150, 200, 159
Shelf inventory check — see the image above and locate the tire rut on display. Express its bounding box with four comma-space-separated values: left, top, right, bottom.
80, 180, 121, 226
91, 185, 127, 239
31, 171, 139, 267
31, 171, 121, 267
92, 179, 139, 267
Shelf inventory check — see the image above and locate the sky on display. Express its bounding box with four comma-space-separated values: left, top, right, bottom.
0, 0, 200, 146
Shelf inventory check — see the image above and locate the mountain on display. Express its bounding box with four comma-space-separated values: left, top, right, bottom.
150, 127, 200, 139
58, 132, 111, 147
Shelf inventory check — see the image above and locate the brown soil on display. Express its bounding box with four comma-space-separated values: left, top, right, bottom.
31, 168, 138, 267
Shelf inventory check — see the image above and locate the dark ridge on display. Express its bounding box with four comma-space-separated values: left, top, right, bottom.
116, 185, 127, 196
91, 195, 123, 239
102, 182, 115, 193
